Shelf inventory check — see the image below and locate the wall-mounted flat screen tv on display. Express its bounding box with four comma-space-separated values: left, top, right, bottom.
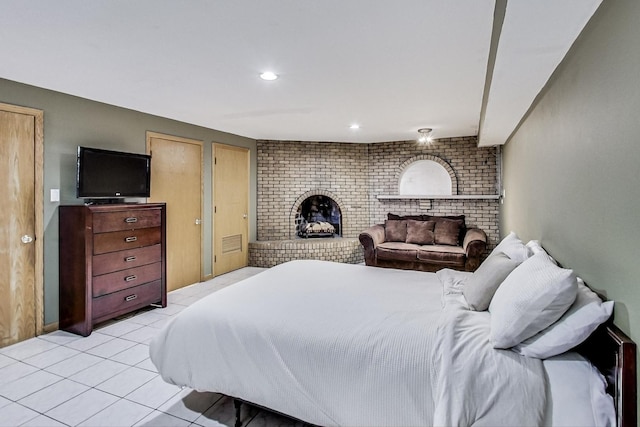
76, 146, 151, 200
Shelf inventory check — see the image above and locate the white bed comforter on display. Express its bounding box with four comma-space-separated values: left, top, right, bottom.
150, 260, 546, 426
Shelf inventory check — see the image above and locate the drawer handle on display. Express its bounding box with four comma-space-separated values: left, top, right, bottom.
125, 294, 138, 302
124, 275, 137, 282
125, 217, 138, 223
125, 256, 137, 262
125, 236, 137, 243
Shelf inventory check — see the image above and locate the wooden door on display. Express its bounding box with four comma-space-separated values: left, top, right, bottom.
147, 132, 202, 291
213, 143, 249, 275
0, 103, 43, 348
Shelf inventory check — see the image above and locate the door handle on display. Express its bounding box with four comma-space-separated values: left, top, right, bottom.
21, 235, 34, 244
242, 214, 247, 219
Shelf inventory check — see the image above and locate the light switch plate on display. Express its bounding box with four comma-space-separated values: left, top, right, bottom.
50, 188, 60, 202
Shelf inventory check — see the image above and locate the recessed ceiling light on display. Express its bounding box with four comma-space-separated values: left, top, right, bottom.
350, 124, 360, 130
260, 71, 278, 81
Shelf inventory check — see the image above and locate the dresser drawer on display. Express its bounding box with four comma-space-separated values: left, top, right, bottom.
93, 262, 162, 297
92, 280, 162, 321
92, 245, 161, 276
93, 208, 162, 233
93, 227, 161, 255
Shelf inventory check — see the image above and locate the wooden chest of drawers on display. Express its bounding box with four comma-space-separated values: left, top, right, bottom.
59, 203, 166, 336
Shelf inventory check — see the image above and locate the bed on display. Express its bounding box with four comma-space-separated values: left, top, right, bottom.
149, 240, 636, 426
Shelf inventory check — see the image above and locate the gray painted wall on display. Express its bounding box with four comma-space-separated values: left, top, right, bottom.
501, 0, 640, 347
0, 78, 257, 325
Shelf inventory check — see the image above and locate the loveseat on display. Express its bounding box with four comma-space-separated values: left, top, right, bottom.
359, 214, 487, 272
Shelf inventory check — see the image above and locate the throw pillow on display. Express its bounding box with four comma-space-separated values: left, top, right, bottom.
489, 251, 578, 349
434, 218, 463, 246
513, 279, 614, 358
384, 219, 407, 242
405, 220, 435, 245
489, 231, 532, 262
463, 252, 521, 311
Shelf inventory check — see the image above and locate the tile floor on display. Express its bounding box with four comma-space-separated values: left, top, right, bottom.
0, 267, 309, 427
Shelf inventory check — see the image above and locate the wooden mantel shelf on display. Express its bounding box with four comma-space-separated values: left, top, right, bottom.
376, 194, 500, 200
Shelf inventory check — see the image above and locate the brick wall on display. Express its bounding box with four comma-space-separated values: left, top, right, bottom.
249, 238, 363, 268
367, 137, 500, 249
257, 141, 369, 240
256, 136, 500, 250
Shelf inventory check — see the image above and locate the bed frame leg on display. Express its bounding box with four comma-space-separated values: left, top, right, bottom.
233, 398, 242, 427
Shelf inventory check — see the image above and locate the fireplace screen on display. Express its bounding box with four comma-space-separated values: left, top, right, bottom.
294, 195, 341, 238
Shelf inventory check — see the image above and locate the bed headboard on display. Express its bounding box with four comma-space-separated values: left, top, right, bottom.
576, 322, 636, 427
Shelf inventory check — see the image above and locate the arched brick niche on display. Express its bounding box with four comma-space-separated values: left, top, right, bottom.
289, 189, 345, 239
396, 154, 458, 195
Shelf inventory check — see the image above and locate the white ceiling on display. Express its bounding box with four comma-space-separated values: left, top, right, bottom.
0, 0, 601, 145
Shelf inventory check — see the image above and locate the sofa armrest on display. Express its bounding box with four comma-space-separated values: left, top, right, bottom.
359, 224, 386, 266
463, 228, 487, 271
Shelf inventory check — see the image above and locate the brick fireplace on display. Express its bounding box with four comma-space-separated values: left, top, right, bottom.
293, 191, 342, 238
250, 141, 368, 267
249, 137, 500, 268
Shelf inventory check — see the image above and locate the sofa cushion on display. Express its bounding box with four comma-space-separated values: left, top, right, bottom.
433, 218, 464, 246
405, 220, 435, 245
377, 242, 419, 262
417, 245, 465, 266
384, 219, 407, 242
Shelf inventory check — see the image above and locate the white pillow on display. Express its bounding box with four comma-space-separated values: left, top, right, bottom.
525, 240, 544, 255
526, 240, 558, 264
490, 231, 532, 263
514, 279, 614, 358
489, 252, 578, 349
463, 252, 521, 311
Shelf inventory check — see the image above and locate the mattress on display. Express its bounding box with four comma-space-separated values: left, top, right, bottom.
543, 352, 615, 426
150, 260, 547, 426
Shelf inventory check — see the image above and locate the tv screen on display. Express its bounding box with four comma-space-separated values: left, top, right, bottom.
76, 146, 151, 199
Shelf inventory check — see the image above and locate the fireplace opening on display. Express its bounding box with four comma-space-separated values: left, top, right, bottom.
294, 195, 341, 238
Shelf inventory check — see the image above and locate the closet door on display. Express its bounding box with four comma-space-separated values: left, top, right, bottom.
213, 143, 249, 276
147, 132, 203, 291
0, 103, 43, 347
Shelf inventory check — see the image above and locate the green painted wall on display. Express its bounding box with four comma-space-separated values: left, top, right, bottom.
0, 78, 257, 325
501, 0, 640, 345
